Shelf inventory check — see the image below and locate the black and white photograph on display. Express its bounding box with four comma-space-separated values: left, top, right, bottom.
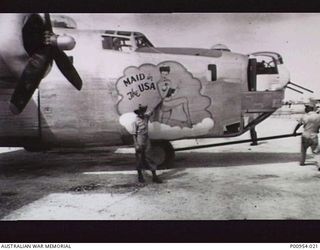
1, 11, 320, 242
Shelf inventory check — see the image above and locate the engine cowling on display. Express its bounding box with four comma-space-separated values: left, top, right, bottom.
0, 14, 35, 81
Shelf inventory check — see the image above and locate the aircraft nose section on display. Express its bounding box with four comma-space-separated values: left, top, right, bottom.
279, 64, 290, 86
270, 64, 290, 90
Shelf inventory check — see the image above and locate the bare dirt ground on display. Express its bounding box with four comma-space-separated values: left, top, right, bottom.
1, 117, 320, 220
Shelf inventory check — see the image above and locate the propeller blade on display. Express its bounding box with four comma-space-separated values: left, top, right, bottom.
44, 13, 82, 90
10, 13, 82, 114
52, 48, 82, 90
44, 13, 53, 32
10, 48, 51, 114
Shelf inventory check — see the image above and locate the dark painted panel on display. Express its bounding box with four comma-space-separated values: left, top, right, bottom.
203, 80, 242, 136
242, 91, 284, 112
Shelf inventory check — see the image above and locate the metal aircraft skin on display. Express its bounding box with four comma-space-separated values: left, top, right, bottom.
0, 14, 298, 164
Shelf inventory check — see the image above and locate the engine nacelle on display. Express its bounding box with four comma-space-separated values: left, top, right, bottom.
0, 14, 33, 80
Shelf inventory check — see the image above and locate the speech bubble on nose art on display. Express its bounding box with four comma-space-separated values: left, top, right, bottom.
116, 64, 162, 114
116, 61, 212, 117
116, 61, 213, 132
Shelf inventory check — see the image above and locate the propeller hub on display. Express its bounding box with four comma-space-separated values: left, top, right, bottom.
57, 35, 76, 51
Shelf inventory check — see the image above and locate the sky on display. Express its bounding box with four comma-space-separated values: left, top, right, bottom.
67, 13, 320, 101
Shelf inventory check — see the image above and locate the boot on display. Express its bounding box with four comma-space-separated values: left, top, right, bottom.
152, 171, 163, 184
137, 170, 145, 183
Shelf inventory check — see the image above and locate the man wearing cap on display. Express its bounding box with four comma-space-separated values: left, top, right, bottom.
133, 104, 162, 183
293, 104, 320, 168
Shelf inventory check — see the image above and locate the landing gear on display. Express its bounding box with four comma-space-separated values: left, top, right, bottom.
250, 127, 258, 146
147, 140, 175, 169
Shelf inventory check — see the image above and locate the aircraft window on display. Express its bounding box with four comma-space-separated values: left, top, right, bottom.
118, 31, 131, 36
102, 36, 113, 49
119, 38, 133, 52
135, 36, 154, 48
104, 30, 116, 34
134, 32, 144, 36
252, 52, 283, 64
102, 36, 133, 51
256, 58, 278, 74
113, 38, 123, 51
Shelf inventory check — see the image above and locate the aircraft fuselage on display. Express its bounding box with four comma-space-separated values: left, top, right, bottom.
0, 27, 286, 148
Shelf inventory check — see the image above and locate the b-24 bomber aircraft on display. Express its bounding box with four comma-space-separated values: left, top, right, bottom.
0, 13, 311, 167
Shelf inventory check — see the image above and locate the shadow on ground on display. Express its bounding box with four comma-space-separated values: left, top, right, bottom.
175, 151, 300, 169
0, 147, 300, 219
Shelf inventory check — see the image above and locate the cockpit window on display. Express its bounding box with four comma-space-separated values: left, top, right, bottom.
102, 36, 133, 52
252, 52, 283, 64
135, 36, 154, 48
256, 56, 278, 75
102, 31, 154, 52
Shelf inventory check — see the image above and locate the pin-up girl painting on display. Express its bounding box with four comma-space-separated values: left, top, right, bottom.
155, 65, 192, 128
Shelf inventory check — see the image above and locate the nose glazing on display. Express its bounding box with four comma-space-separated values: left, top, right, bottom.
278, 65, 290, 87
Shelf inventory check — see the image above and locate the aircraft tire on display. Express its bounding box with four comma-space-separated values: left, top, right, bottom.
147, 140, 175, 169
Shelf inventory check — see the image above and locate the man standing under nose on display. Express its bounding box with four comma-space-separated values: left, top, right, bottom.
133, 104, 163, 183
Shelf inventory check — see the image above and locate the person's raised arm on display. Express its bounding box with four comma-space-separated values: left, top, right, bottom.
293, 122, 302, 136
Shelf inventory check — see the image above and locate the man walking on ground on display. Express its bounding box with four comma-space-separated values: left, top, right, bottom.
293, 104, 320, 169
